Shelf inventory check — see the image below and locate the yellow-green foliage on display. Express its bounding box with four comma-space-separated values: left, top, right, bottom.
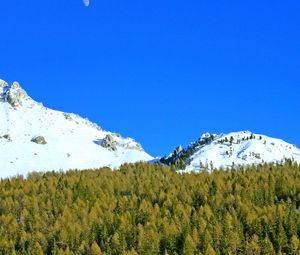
0, 162, 300, 254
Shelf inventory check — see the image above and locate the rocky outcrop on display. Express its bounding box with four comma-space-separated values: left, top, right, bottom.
174, 145, 183, 155
1, 134, 12, 142
100, 134, 144, 152
2, 82, 28, 108
31, 136, 47, 145
101, 135, 117, 151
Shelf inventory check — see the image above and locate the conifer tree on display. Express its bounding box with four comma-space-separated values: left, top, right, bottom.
245, 235, 261, 255
290, 235, 300, 255
183, 234, 196, 255
261, 237, 275, 255
90, 241, 103, 255
204, 244, 217, 255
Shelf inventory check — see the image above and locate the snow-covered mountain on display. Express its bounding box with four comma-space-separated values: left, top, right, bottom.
2, 79, 300, 178
0, 79, 152, 178
161, 131, 300, 172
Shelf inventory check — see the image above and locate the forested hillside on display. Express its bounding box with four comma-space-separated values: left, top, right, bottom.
1, 162, 300, 254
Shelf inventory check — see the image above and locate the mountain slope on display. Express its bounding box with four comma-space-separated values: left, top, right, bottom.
0, 79, 152, 178
161, 131, 300, 171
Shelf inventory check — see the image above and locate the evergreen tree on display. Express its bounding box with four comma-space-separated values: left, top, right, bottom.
183, 234, 195, 255
204, 244, 217, 255
261, 237, 275, 254
90, 241, 103, 255
245, 235, 261, 255
290, 235, 300, 255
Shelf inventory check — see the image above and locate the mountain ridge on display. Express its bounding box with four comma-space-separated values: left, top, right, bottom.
0, 79, 152, 178
161, 130, 300, 171
1, 79, 300, 177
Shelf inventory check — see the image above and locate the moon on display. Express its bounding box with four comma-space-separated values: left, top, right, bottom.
83, 0, 90, 7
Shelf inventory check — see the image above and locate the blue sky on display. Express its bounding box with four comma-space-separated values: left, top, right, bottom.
1, 0, 300, 156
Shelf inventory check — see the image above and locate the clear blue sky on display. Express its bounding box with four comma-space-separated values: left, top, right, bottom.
1, 0, 300, 156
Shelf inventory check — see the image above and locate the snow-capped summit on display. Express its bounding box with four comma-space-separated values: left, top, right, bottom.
0, 80, 153, 178
0, 81, 31, 108
161, 131, 300, 172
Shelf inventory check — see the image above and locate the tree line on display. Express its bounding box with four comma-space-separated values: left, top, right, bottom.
0, 161, 300, 254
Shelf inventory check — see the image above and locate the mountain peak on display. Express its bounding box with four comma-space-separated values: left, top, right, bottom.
0, 80, 30, 108
161, 131, 300, 171
0, 79, 152, 178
